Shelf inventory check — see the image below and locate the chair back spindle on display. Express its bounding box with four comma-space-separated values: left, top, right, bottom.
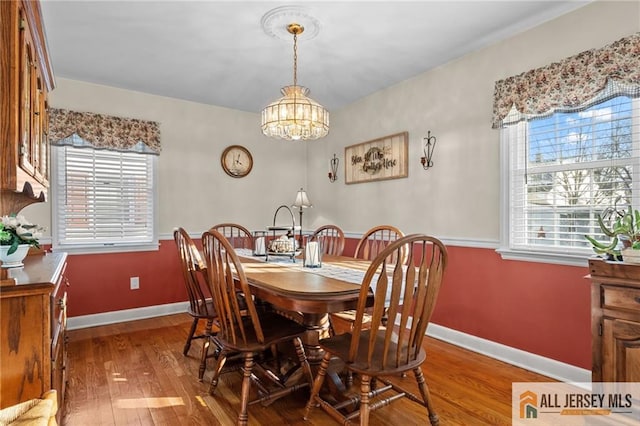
354, 224, 407, 265
310, 224, 345, 256
209, 223, 254, 251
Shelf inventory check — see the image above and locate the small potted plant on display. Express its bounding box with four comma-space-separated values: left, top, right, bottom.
0, 214, 43, 268
585, 205, 640, 263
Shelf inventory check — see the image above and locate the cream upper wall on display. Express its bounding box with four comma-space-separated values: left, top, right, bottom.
304, 0, 640, 240
23, 0, 639, 241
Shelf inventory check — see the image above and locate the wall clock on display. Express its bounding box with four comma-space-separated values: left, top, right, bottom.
221, 145, 253, 178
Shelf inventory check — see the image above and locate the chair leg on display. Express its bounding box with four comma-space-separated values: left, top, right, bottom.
204, 318, 213, 334
184, 317, 199, 356
238, 353, 255, 426
346, 370, 354, 387
209, 350, 228, 395
197, 319, 215, 381
292, 337, 314, 386
270, 344, 281, 376
328, 320, 336, 336
414, 367, 439, 426
198, 336, 210, 381
359, 374, 372, 426
304, 352, 331, 421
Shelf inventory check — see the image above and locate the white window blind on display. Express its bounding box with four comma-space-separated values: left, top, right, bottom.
52, 145, 157, 252
501, 94, 640, 262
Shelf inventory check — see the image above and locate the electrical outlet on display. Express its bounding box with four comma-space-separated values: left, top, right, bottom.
130, 276, 140, 290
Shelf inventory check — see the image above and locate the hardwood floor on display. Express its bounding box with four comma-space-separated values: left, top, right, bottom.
63, 313, 552, 425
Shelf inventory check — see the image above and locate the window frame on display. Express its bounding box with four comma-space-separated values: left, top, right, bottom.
498, 97, 640, 267
51, 145, 159, 254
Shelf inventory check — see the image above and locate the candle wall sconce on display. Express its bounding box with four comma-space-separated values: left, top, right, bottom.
421, 131, 437, 170
328, 153, 339, 182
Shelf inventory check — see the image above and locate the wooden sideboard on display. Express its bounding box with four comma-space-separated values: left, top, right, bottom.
588, 258, 640, 382
0, 252, 68, 423
0, 0, 55, 216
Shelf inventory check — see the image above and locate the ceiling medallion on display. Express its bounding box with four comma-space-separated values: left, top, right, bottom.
260, 6, 320, 41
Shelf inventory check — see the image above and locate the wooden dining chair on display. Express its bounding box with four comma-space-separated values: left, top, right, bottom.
305, 234, 448, 426
173, 227, 218, 381
330, 225, 406, 336
209, 223, 254, 250
310, 224, 345, 256
354, 224, 406, 264
201, 230, 314, 426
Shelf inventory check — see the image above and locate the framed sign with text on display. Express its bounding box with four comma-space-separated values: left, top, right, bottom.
345, 132, 408, 184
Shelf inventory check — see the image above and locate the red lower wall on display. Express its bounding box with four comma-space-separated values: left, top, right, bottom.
63, 241, 186, 316
431, 246, 589, 369
62, 237, 591, 370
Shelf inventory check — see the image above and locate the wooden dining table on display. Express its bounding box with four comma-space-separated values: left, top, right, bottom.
235, 250, 374, 396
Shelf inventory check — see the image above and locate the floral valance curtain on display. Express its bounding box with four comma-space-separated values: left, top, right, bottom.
49, 108, 161, 155
492, 32, 640, 129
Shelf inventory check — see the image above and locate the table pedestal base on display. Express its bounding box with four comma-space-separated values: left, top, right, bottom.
301, 313, 348, 396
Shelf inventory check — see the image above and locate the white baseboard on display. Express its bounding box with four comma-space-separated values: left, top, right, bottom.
67, 304, 590, 383
427, 323, 591, 383
66, 301, 189, 330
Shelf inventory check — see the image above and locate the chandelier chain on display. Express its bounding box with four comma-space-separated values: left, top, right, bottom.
293, 32, 298, 87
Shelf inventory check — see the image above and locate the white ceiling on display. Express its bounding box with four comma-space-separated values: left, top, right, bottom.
40, 0, 592, 113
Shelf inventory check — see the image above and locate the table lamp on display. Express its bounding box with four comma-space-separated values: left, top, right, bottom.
292, 188, 312, 246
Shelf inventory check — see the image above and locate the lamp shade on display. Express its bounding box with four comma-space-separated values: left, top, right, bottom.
292, 188, 312, 208
261, 86, 329, 141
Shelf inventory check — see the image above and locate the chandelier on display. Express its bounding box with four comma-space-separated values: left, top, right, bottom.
261, 23, 329, 141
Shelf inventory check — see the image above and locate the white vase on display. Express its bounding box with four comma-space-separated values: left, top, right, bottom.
0, 244, 30, 268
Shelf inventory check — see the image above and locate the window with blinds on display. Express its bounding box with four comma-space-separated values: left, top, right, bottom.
502, 95, 640, 260
52, 145, 158, 252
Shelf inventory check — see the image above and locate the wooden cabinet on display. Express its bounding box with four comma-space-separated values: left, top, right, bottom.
588, 258, 640, 382
0, 0, 54, 216
0, 252, 68, 423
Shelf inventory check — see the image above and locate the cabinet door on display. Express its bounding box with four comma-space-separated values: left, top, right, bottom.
18, 7, 35, 176
0, 293, 48, 407
603, 318, 640, 382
